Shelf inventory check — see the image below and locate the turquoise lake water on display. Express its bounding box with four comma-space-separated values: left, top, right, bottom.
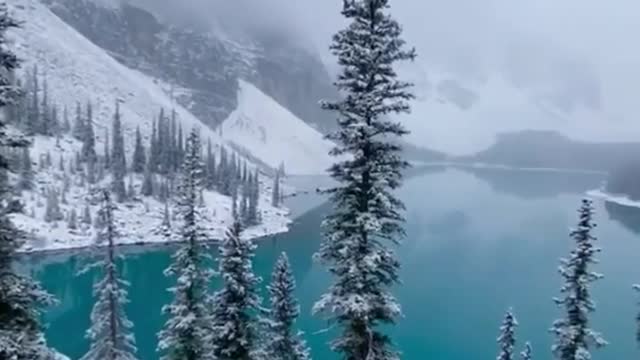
23, 167, 640, 359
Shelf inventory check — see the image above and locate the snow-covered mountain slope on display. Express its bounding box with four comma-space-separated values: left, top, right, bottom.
12, 134, 290, 253
5, 0, 291, 251
221, 80, 334, 175
7, 0, 225, 153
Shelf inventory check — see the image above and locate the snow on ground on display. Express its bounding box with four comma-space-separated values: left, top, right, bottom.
5, 0, 294, 252
220, 80, 334, 175
7, 0, 227, 157
587, 188, 640, 209
13, 135, 290, 253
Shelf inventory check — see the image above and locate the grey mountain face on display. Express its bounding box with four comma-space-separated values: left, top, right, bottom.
43, 0, 337, 132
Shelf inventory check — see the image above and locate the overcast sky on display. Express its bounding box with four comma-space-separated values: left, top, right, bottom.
131, 0, 640, 153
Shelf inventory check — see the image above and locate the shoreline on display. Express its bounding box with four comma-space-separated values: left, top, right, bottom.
587, 188, 640, 209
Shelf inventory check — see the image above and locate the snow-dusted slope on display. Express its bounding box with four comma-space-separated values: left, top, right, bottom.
221, 80, 334, 175
8, 0, 225, 152
5, 0, 291, 252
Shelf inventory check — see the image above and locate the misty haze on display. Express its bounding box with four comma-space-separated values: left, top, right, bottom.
0, 0, 638, 359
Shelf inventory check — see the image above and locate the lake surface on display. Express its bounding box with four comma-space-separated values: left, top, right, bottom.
24, 168, 640, 359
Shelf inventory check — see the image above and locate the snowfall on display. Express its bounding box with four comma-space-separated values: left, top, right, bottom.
3, 0, 341, 253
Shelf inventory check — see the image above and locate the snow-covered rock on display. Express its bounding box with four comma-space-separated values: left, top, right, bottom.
221, 80, 334, 175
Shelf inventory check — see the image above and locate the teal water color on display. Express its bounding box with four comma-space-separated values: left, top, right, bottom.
24, 168, 640, 359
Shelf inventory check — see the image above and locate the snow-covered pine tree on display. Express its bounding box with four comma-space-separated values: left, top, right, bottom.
68, 208, 78, 230
82, 204, 92, 225
111, 101, 126, 202
149, 119, 158, 173
271, 171, 280, 207
61, 105, 70, 134
157, 129, 213, 360
551, 198, 607, 360
521, 342, 532, 360
26, 65, 39, 135
72, 101, 84, 140
18, 147, 33, 190
314, 1, 416, 358
132, 126, 146, 173
103, 128, 111, 170
0, 6, 56, 356
82, 102, 97, 163
210, 219, 262, 360
58, 154, 64, 172
39, 76, 50, 136
263, 253, 311, 360
141, 160, 154, 197
80, 190, 138, 360
497, 309, 518, 360
205, 139, 215, 190
126, 175, 135, 200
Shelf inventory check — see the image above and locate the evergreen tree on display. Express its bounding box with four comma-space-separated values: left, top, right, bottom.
18, 147, 33, 191
263, 253, 311, 360
44, 188, 62, 222
157, 129, 212, 360
111, 101, 126, 202
58, 154, 64, 172
39, 76, 50, 136
26, 65, 39, 135
82, 204, 92, 225
521, 343, 532, 360
61, 105, 70, 134
497, 309, 518, 360
72, 102, 84, 140
635, 285, 640, 347
149, 119, 158, 173
132, 126, 146, 173
50, 104, 59, 138
314, 1, 416, 358
141, 160, 154, 197
551, 199, 607, 360
103, 128, 111, 170
80, 190, 138, 360
82, 102, 97, 163
271, 171, 281, 207
127, 175, 135, 200
68, 209, 78, 230
210, 219, 262, 360
0, 8, 57, 357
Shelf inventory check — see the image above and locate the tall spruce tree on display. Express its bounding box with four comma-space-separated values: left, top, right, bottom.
81, 103, 97, 163
263, 253, 311, 360
103, 128, 111, 170
111, 101, 126, 202
157, 129, 213, 360
314, 1, 416, 358
210, 219, 262, 360
61, 105, 70, 134
72, 102, 84, 140
271, 171, 280, 207
0, 6, 57, 357
81, 190, 138, 360
132, 126, 146, 173
18, 147, 33, 191
26, 65, 39, 135
551, 199, 607, 360
497, 309, 518, 360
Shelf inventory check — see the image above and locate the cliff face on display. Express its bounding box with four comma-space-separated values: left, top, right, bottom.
43, 0, 337, 132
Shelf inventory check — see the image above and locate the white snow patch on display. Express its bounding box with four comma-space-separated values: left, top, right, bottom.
7, 0, 227, 156
587, 188, 640, 209
12, 131, 290, 254
221, 80, 334, 175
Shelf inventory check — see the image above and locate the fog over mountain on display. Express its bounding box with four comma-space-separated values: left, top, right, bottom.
58, 0, 640, 154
